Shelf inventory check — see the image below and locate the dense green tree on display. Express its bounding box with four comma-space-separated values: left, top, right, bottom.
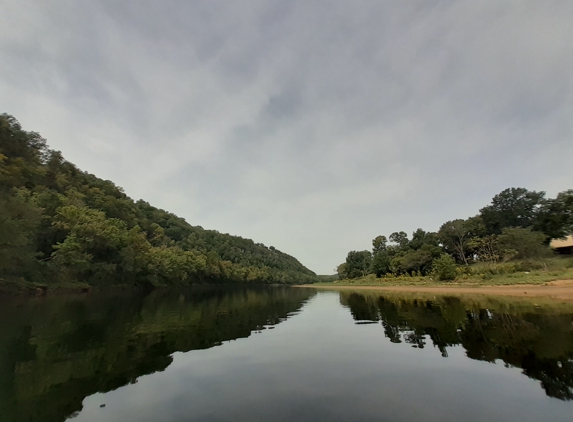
535, 189, 573, 239
370, 230, 442, 276
480, 187, 545, 234
0, 114, 47, 191
371, 235, 391, 277
399, 244, 442, 275
468, 235, 517, 265
389, 231, 409, 248
409, 228, 439, 250
372, 235, 387, 254
0, 190, 42, 277
438, 219, 473, 265
344, 251, 372, 278
464, 215, 487, 237
371, 252, 391, 277
336, 263, 347, 279
497, 227, 549, 260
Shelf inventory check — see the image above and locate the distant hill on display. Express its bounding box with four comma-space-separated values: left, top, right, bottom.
0, 114, 316, 289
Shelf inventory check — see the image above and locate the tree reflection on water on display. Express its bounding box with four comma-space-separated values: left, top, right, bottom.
0, 286, 315, 422
341, 291, 573, 400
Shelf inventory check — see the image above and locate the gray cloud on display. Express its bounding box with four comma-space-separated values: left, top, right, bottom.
2, 0, 573, 273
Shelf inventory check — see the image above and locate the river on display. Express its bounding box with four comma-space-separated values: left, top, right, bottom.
1, 286, 572, 421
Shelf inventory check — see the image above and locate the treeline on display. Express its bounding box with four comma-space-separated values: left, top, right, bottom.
0, 114, 317, 288
338, 186, 573, 280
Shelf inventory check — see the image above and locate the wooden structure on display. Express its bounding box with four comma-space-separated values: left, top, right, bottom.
550, 235, 573, 255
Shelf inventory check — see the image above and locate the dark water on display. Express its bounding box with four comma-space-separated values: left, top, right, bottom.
2, 287, 573, 422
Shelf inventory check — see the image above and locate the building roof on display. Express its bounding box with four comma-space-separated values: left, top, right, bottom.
550, 235, 573, 249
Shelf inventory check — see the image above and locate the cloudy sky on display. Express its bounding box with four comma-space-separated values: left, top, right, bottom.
2, 1, 572, 274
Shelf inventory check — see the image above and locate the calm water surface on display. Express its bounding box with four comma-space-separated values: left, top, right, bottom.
2, 286, 573, 422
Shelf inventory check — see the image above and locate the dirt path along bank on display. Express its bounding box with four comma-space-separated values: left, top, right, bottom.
297, 280, 573, 301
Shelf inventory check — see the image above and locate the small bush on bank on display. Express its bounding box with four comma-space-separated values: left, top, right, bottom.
456, 265, 474, 277
514, 261, 545, 272
432, 255, 457, 281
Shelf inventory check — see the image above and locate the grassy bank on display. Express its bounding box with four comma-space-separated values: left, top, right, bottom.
337, 288, 573, 313
316, 257, 573, 288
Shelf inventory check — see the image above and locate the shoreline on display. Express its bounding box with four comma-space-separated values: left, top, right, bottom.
296, 280, 573, 300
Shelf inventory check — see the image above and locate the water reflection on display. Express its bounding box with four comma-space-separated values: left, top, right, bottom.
3, 288, 573, 422
340, 291, 573, 400
0, 286, 315, 422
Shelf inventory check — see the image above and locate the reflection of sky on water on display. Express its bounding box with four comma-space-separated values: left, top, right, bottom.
72, 292, 572, 422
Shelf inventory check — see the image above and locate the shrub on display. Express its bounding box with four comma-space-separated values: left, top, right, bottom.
498, 227, 549, 260
432, 255, 457, 281
514, 261, 544, 272
482, 272, 494, 280
456, 265, 474, 276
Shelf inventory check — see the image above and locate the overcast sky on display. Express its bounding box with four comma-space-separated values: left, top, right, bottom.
2, 1, 573, 274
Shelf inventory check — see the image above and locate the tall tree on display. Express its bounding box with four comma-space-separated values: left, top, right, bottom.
438, 219, 472, 265
468, 235, 517, 265
344, 251, 372, 278
480, 187, 545, 234
409, 228, 439, 250
372, 235, 388, 254
371, 235, 390, 277
498, 227, 549, 260
399, 244, 442, 275
389, 231, 409, 248
535, 190, 573, 239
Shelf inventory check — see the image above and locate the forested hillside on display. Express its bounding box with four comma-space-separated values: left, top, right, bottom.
0, 114, 316, 289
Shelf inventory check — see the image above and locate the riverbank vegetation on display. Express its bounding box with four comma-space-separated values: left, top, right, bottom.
0, 114, 317, 291
336, 186, 573, 285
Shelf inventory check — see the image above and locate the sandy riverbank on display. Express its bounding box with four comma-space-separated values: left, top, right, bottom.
296, 280, 573, 301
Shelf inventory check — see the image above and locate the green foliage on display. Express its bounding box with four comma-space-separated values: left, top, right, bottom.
467, 235, 517, 265
389, 231, 409, 248
371, 235, 390, 277
0, 114, 47, 191
344, 250, 372, 278
371, 229, 441, 277
535, 189, 573, 240
409, 228, 439, 250
371, 251, 391, 277
400, 244, 442, 275
372, 235, 387, 254
0, 114, 317, 288
316, 274, 338, 282
431, 254, 457, 281
336, 263, 347, 280
498, 227, 549, 260
338, 186, 572, 282
479, 187, 545, 235
0, 189, 42, 277
438, 219, 473, 265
